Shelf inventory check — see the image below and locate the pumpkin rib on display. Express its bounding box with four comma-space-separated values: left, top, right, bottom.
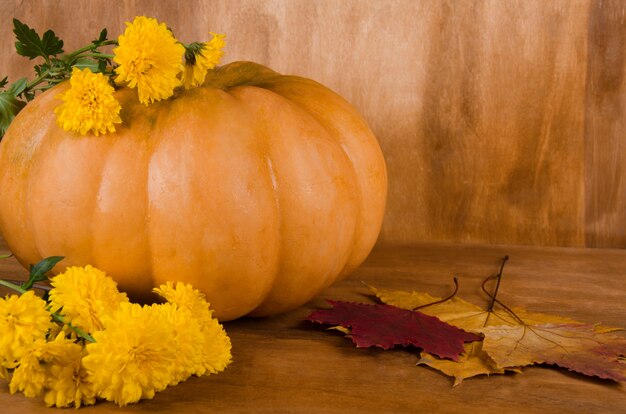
0, 87, 63, 267
228, 85, 360, 317
89, 89, 155, 297
33, 129, 110, 268
15, 112, 49, 266
262, 152, 283, 302
26, 87, 112, 269
215, 62, 385, 284
266, 80, 365, 280
146, 87, 281, 319
258, 77, 387, 279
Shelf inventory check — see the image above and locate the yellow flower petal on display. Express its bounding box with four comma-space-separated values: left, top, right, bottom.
82, 303, 178, 406
153, 281, 232, 376
0, 291, 52, 364
9, 339, 49, 398
181, 33, 226, 90
43, 334, 96, 408
114, 16, 185, 104
199, 317, 232, 375
54, 67, 122, 136
48, 265, 128, 333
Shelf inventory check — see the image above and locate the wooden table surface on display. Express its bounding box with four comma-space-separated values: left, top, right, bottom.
1, 237, 625, 413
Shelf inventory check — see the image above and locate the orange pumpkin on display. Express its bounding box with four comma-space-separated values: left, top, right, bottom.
0, 62, 387, 320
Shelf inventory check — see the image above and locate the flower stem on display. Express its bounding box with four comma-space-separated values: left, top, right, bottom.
85, 52, 115, 59
51, 313, 96, 343
0, 278, 27, 294
25, 70, 50, 90
65, 40, 118, 60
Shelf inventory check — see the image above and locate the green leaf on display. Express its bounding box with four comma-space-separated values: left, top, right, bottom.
21, 256, 64, 290
7, 77, 28, 96
0, 76, 8, 89
98, 59, 108, 74
34, 62, 50, 76
0, 91, 26, 138
41, 29, 64, 56
73, 57, 100, 73
13, 18, 64, 60
96, 28, 108, 44
29, 256, 64, 282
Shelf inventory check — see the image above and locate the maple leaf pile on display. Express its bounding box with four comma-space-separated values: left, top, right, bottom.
306, 258, 626, 386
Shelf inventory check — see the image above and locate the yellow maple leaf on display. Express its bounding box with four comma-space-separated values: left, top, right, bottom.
417, 341, 521, 386
367, 285, 581, 332
481, 324, 626, 381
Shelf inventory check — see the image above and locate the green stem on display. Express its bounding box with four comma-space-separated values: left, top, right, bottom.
87, 52, 114, 59
65, 39, 118, 60
0, 279, 27, 294
0, 253, 13, 259
51, 313, 96, 343
25, 68, 52, 90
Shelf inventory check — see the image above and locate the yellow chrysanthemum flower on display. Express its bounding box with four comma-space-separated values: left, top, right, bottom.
9, 338, 49, 398
0, 291, 52, 364
114, 16, 185, 105
10, 333, 82, 399
49, 265, 129, 333
199, 317, 232, 375
153, 281, 232, 375
181, 32, 226, 90
153, 304, 204, 385
82, 302, 178, 406
54, 67, 122, 136
43, 334, 96, 408
153, 281, 213, 325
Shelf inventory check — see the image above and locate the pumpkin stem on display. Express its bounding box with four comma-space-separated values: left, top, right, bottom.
202, 61, 279, 90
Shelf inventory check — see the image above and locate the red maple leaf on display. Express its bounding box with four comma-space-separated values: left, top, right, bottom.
307, 301, 482, 361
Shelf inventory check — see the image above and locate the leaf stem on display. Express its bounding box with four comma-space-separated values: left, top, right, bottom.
487, 255, 508, 312
413, 277, 459, 311
480, 256, 526, 326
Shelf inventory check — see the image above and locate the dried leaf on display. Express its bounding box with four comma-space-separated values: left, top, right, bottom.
368, 285, 584, 331
369, 285, 626, 382
418, 342, 521, 386
481, 324, 626, 381
307, 300, 481, 361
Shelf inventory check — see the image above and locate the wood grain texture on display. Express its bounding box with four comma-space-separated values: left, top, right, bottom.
1, 236, 626, 413
0, 0, 625, 248
585, 0, 626, 248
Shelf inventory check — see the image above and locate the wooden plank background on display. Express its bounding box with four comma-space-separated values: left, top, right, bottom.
0, 0, 624, 248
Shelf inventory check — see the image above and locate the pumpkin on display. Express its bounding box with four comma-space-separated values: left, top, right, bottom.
0, 61, 387, 320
